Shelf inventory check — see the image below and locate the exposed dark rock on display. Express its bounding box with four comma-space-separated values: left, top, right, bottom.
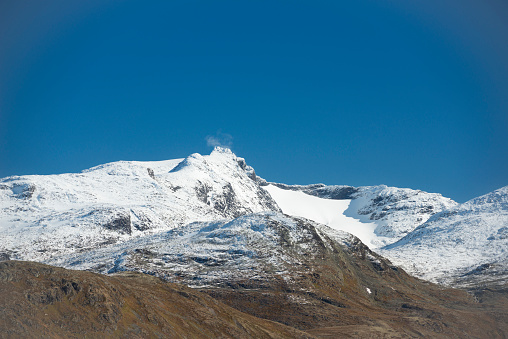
401, 303, 424, 311
26, 288, 63, 305
131, 212, 152, 231
269, 183, 359, 200
247, 169, 257, 181
134, 249, 155, 256
270, 183, 326, 192
463, 263, 493, 276
236, 158, 247, 170
104, 215, 132, 235
369, 212, 387, 220
11, 183, 36, 199
147, 168, 155, 179
195, 181, 212, 205
419, 205, 434, 213
213, 183, 238, 216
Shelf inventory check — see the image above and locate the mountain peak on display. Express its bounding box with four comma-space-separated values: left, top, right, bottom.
211, 146, 234, 155
169, 147, 240, 174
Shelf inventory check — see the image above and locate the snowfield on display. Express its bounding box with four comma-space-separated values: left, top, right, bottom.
264, 185, 383, 248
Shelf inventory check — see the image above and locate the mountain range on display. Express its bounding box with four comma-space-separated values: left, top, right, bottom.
1, 147, 507, 337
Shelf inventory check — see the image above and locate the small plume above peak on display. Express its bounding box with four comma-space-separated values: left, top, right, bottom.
205, 131, 233, 149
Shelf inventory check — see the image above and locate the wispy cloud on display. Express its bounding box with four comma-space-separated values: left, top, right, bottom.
206, 131, 233, 149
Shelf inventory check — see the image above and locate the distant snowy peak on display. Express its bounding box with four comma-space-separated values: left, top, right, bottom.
352, 185, 457, 238
266, 182, 457, 246
460, 185, 508, 211
382, 185, 508, 287
389, 185, 508, 246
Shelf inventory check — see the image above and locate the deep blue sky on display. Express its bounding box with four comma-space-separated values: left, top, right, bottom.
1, 0, 507, 202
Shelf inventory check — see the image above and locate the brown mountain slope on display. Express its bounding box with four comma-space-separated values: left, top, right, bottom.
0, 261, 311, 338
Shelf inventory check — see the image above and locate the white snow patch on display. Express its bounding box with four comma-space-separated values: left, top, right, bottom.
264, 185, 388, 248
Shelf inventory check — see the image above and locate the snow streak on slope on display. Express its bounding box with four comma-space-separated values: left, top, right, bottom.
264, 185, 385, 248
0, 147, 279, 262
381, 186, 508, 287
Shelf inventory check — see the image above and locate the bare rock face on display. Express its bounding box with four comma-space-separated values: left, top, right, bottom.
103, 215, 132, 235
269, 182, 359, 200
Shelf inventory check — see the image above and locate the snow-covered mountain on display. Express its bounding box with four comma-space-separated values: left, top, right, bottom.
0, 147, 279, 262
381, 186, 508, 287
265, 182, 508, 287
0, 147, 506, 290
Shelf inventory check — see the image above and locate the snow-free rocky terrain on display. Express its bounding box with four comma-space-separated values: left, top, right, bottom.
0, 146, 507, 288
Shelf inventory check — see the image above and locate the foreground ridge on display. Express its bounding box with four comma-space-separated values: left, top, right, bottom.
0, 260, 310, 338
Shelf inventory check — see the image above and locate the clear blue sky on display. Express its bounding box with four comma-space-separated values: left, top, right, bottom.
1, 0, 507, 202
